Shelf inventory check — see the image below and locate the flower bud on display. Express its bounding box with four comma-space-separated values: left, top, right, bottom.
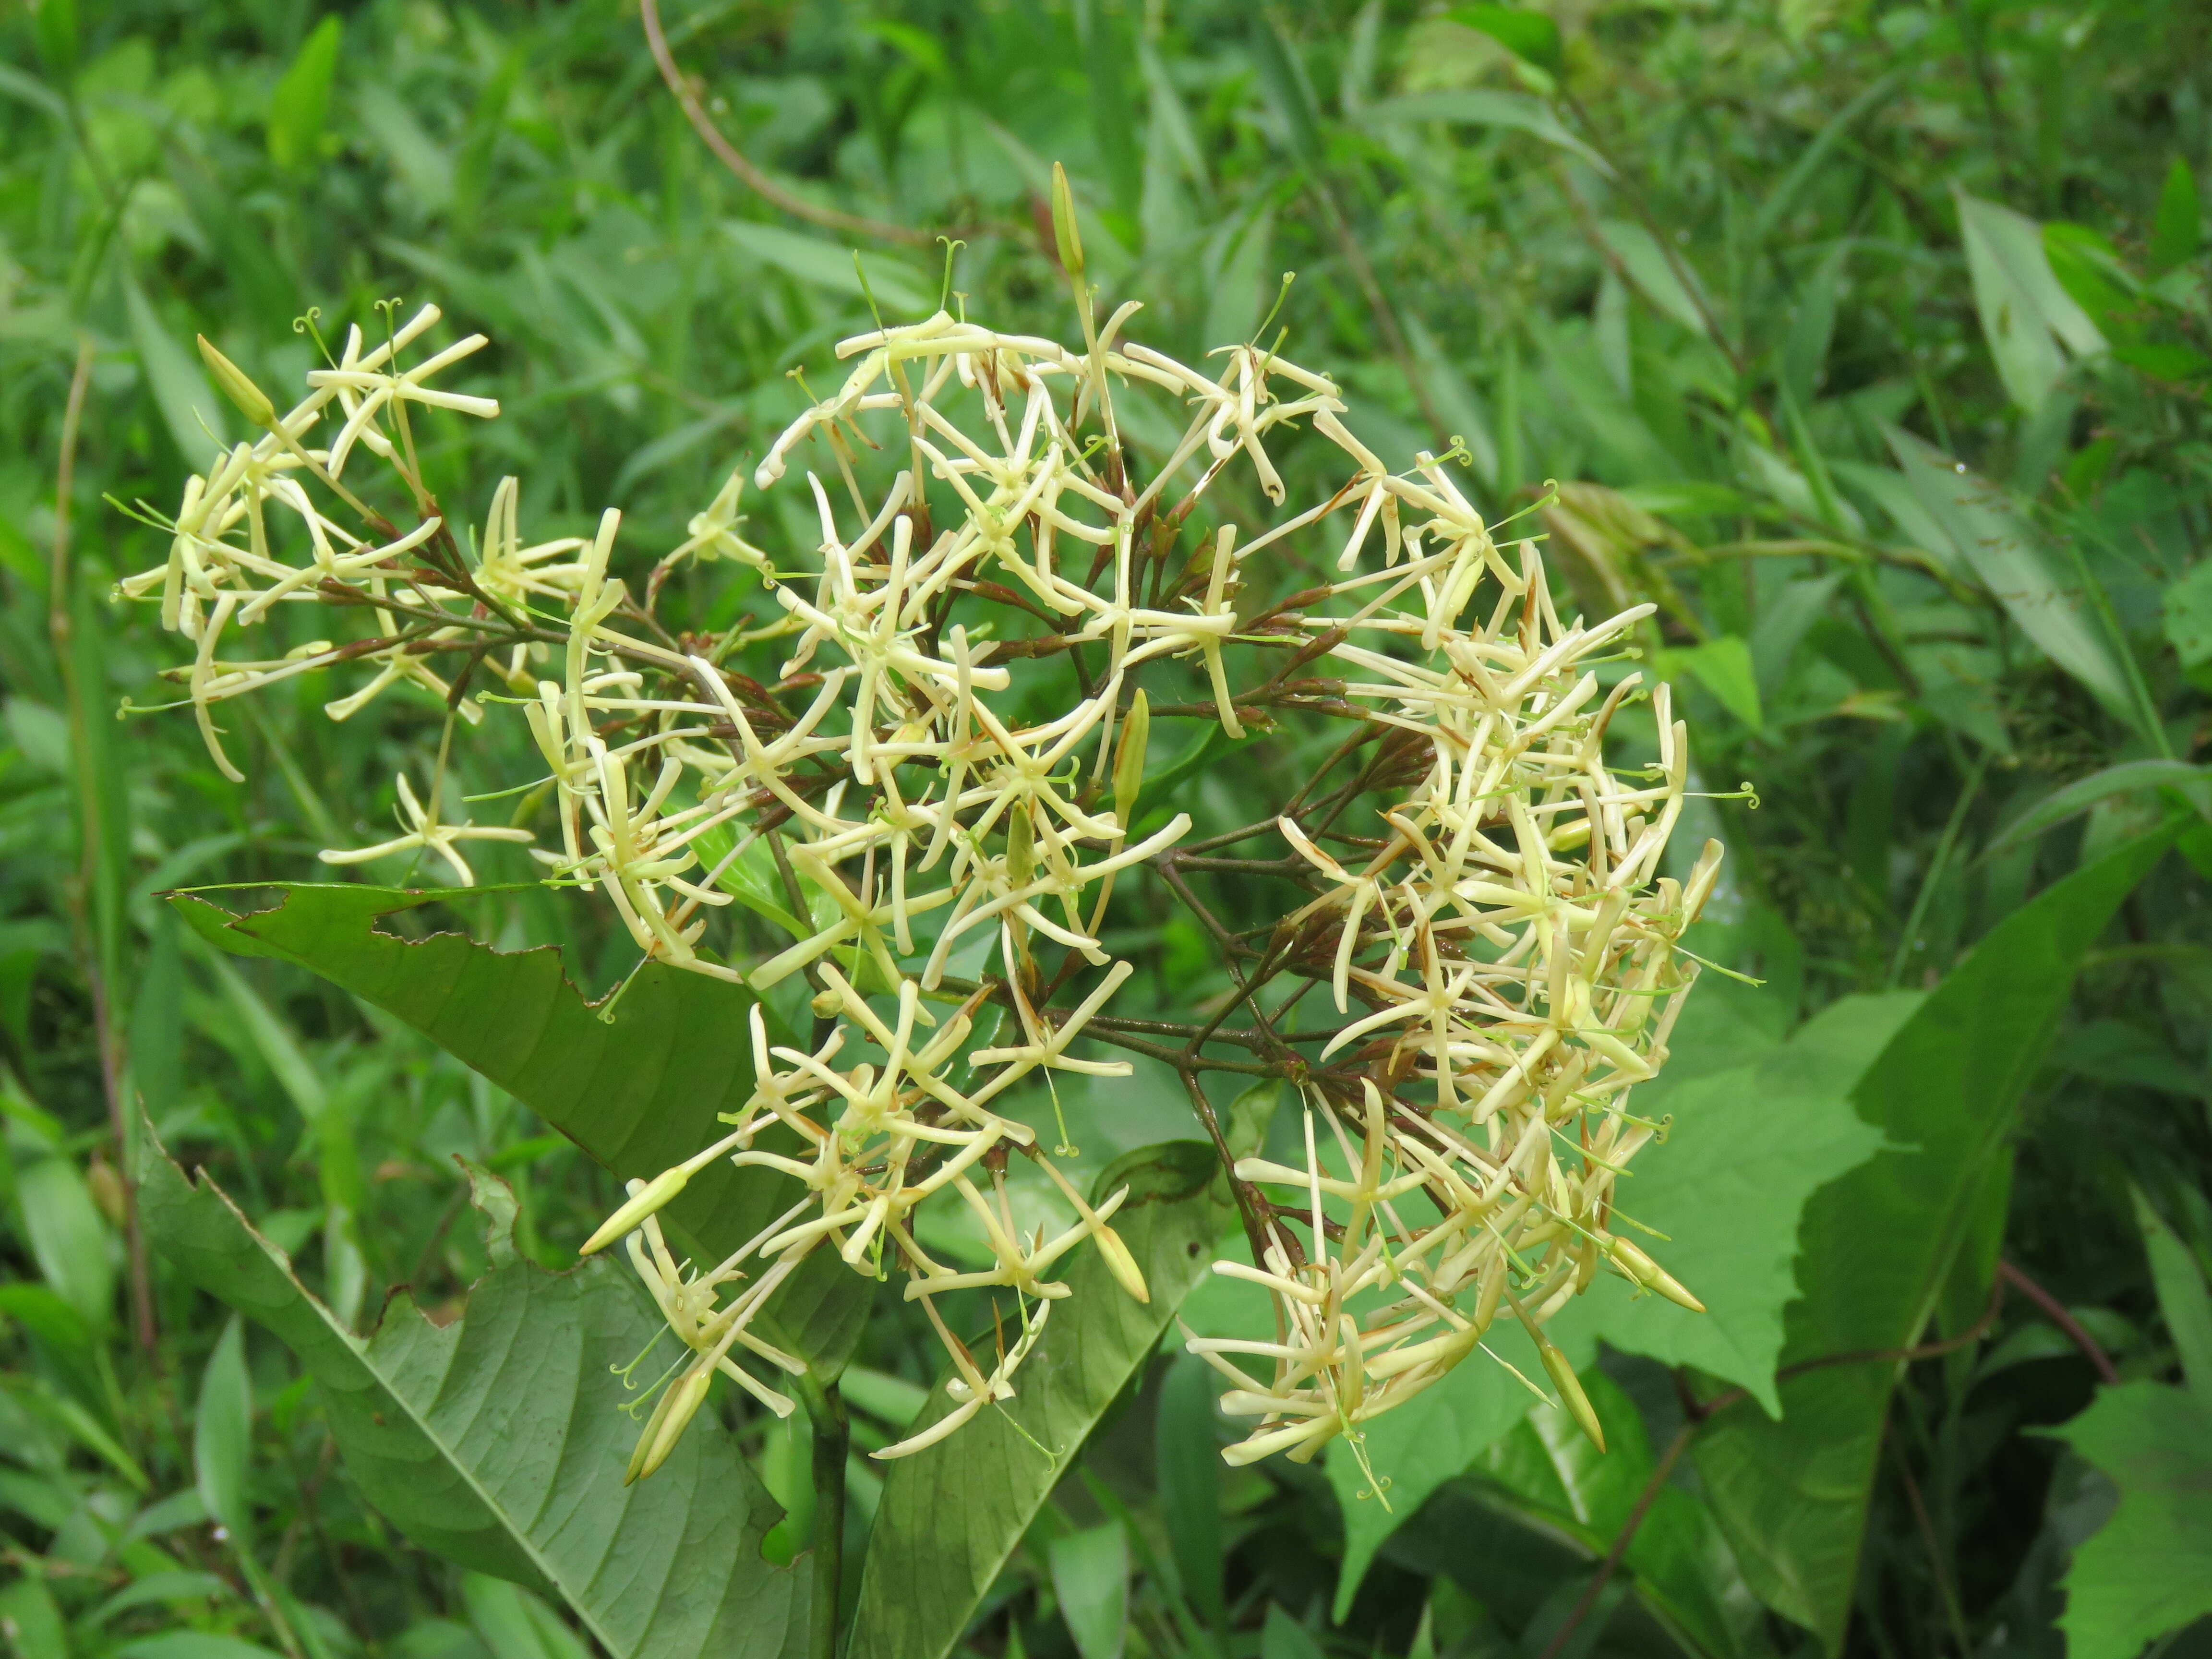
1093, 1223, 1149, 1303
197, 336, 276, 429
628, 1368, 712, 1483
1538, 1340, 1605, 1453
580, 1165, 691, 1256
1006, 802, 1034, 887
1609, 1237, 1705, 1311
1112, 690, 1149, 831
1049, 161, 1085, 281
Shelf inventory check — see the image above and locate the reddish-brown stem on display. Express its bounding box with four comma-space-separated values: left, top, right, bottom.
1539, 1271, 2013, 1659
639, 0, 941, 248
1998, 1259, 2119, 1383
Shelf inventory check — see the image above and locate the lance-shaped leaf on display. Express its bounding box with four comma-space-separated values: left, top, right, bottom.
848, 1141, 1232, 1659
135, 1127, 809, 1659
168, 884, 868, 1370
1693, 826, 2175, 1650
1885, 428, 2143, 731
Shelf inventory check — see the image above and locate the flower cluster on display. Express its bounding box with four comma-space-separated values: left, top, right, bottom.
1183, 539, 1723, 1475
120, 240, 1716, 1481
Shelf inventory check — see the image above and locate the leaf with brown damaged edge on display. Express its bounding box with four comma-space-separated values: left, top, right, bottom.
167, 883, 867, 1375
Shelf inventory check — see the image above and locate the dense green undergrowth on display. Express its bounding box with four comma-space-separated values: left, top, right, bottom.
3, 2, 2211, 1658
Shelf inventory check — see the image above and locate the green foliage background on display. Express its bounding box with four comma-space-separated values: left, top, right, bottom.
3, 1, 2212, 1657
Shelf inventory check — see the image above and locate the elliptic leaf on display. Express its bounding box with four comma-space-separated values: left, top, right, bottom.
1885, 428, 2142, 727
267, 16, 342, 172
193, 1318, 252, 1540
1048, 1524, 1129, 1659
1956, 191, 2105, 412
137, 1127, 810, 1659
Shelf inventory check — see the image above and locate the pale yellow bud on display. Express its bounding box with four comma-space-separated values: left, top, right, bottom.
629, 1368, 712, 1483
1049, 161, 1084, 281
1610, 1237, 1705, 1311
1006, 802, 1034, 887
1539, 1341, 1605, 1453
1093, 1223, 1149, 1303
580, 1166, 691, 1256
196, 335, 276, 429
1112, 691, 1149, 831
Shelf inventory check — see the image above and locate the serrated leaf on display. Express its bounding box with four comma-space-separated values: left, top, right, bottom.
136, 1126, 810, 1659
847, 1141, 1230, 1659
1694, 827, 2173, 1649
2048, 1382, 2212, 1659
167, 885, 865, 1367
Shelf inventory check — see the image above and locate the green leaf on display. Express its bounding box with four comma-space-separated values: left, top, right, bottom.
1749, 70, 1907, 246
0, 1573, 67, 1659
1048, 1524, 1129, 1659
1479, 1370, 1755, 1659
135, 1126, 810, 1659
1328, 1322, 1585, 1622
2132, 1189, 2212, 1394
463, 1573, 592, 1659
1361, 90, 1612, 177
1694, 827, 2173, 1649
172, 885, 873, 1373
1661, 636, 1763, 730
1885, 427, 2143, 727
2044, 223, 2142, 344
2164, 557, 2212, 680
1260, 1606, 1327, 1659
848, 1142, 1231, 1659
267, 16, 342, 172
1155, 1352, 1225, 1629
1956, 191, 2105, 412
1326, 991, 1902, 1616
29, 0, 76, 81
116, 1635, 283, 1659
1781, 242, 1850, 407
721, 222, 931, 316
1446, 6, 1563, 73
1598, 219, 1711, 338
1553, 993, 1909, 1409
15, 1154, 114, 1328
124, 276, 228, 467
193, 1318, 252, 1539
2151, 156, 2203, 276
2049, 1382, 2212, 1659
1986, 760, 2212, 853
